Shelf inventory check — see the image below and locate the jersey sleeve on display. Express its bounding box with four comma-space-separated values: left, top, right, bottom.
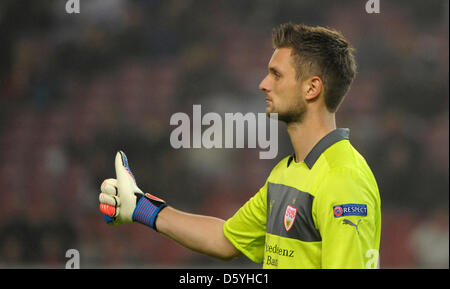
313, 166, 381, 269
223, 182, 267, 263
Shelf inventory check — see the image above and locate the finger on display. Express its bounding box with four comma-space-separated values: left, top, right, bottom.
101, 179, 119, 196
101, 178, 117, 191
99, 193, 121, 207
115, 150, 136, 186
100, 203, 120, 217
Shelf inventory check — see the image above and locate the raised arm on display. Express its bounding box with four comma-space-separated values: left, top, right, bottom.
98, 151, 240, 261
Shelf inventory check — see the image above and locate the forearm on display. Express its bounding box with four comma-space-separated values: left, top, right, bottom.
98, 151, 240, 260
155, 206, 240, 260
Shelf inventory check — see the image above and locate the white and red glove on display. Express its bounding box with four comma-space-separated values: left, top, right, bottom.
99, 151, 166, 230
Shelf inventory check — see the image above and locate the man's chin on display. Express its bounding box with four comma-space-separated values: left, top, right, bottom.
266, 109, 276, 118
265, 104, 276, 115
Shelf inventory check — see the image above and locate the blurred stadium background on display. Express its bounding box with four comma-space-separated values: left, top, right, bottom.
0, 0, 448, 268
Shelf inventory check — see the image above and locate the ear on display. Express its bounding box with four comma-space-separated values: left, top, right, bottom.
304, 76, 323, 101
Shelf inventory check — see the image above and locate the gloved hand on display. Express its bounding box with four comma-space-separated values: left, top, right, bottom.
99, 151, 167, 230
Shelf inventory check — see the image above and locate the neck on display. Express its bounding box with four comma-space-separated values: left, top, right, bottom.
286, 110, 336, 163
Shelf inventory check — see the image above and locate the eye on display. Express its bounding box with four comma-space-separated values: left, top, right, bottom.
268, 67, 281, 80
273, 72, 281, 80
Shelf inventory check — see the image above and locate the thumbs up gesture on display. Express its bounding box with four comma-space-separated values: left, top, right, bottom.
99, 151, 166, 230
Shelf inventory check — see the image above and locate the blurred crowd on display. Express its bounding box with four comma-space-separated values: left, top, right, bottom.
0, 0, 448, 268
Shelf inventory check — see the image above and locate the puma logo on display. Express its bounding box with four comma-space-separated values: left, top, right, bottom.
343, 219, 362, 234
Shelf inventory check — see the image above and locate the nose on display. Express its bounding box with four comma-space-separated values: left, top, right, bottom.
259, 75, 271, 93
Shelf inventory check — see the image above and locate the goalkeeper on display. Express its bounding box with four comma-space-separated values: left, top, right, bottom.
99, 23, 381, 269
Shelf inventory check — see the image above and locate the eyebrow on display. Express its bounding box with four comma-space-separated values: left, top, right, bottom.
268, 66, 281, 75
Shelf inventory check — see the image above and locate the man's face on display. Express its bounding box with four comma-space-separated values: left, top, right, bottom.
259, 47, 307, 123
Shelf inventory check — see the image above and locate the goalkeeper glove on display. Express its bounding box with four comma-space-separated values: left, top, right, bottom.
99, 151, 166, 230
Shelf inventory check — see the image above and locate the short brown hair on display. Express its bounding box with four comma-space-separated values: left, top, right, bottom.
272, 23, 357, 112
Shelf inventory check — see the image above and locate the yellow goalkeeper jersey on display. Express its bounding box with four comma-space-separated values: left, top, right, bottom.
223, 128, 381, 269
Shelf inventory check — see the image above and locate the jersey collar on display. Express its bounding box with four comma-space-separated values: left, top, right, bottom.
287, 128, 350, 169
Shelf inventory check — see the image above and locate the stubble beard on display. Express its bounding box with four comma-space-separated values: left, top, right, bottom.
267, 100, 307, 125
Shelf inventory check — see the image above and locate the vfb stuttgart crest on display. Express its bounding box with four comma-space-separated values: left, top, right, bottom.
284, 205, 297, 231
